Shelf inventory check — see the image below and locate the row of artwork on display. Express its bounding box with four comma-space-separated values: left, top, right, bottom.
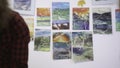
37, 6, 113, 34
35, 30, 93, 62
36, 5, 120, 33
12, 0, 116, 15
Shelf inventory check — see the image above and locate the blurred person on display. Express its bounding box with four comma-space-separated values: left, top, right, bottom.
0, 0, 30, 68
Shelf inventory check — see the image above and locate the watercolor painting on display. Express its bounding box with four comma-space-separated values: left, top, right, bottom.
92, 0, 114, 5
35, 29, 51, 52
14, 0, 31, 11
53, 32, 71, 60
93, 8, 112, 34
52, 2, 70, 30
116, 9, 120, 31
73, 8, 89, 30
13, 0, 34, 15
37, 8, 50, 26
72, 31, 93, 63
24, 17, 34, 41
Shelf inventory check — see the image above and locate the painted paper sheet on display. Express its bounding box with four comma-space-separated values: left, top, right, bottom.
14, 0, 31, 11
52, 2, 70, 30
37, 8, 50, 26
24, 17, 34, 41
35, 29, 51, 51
53, 32, 71, 60
72, 31, 93, 63
73, 8, 89, 30
93, 8, 112, 34
116, 9, 120, 31
92, 0, 114, 5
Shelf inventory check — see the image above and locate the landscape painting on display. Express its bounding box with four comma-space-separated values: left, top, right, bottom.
14, 0, 31, 11
35, 29, 51, 52
37, 8, 50, 26
93, 8, 112, 34
13, 0, 34, 15
116, 9, 120, 31
53, 32, 71, 60
24, 17, 34, 41
73, 8, 89, 30
72, 31, 93, 63
92, 0, 114, 5
52, 2, 70, 30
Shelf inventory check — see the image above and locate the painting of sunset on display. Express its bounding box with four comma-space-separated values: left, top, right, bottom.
37, 8, 50, 26
73, 8, 89, 30
53, 32, 71, 60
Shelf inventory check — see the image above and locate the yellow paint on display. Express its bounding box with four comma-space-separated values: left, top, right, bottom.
77, 0, 86, 7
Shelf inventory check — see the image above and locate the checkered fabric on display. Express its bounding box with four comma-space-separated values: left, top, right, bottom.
0, 11, 30, 68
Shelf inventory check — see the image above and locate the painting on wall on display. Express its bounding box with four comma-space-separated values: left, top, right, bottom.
73, 8, 89, 30
37, 8, 50, 26
92, 8, 112, 34
12, 0, 35, 15
53, 32, 71, 60
92, 0, 114, 5
115, 9, 120, 31
34, 29, 51, 52
52, 2, 70, 30
72, 31, 93, 63
23, 16, 34, 41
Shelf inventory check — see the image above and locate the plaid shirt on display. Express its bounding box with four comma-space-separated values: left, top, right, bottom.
0, 12, 30, 68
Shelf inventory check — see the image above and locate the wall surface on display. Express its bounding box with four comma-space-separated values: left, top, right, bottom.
9, 0, 120, 68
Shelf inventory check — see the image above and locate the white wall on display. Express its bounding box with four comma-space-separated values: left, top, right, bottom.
9, 0, 120, 68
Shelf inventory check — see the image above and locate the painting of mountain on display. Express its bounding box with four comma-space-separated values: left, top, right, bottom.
73, 8, 89, 30
52, 2, 70, 30
93, 8, 112, 34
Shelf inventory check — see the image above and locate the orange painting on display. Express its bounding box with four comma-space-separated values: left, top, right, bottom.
37, 8, 50, 16
73, 8, 89, 16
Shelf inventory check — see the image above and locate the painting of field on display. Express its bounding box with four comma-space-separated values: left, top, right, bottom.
72, 32, 93, 63
37, 8, 50, 26
35, 29, 51, 52
24, 17, 34, 41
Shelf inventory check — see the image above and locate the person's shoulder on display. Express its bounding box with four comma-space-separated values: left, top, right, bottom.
10, 11, 25, 23
11, 11, 21, 17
